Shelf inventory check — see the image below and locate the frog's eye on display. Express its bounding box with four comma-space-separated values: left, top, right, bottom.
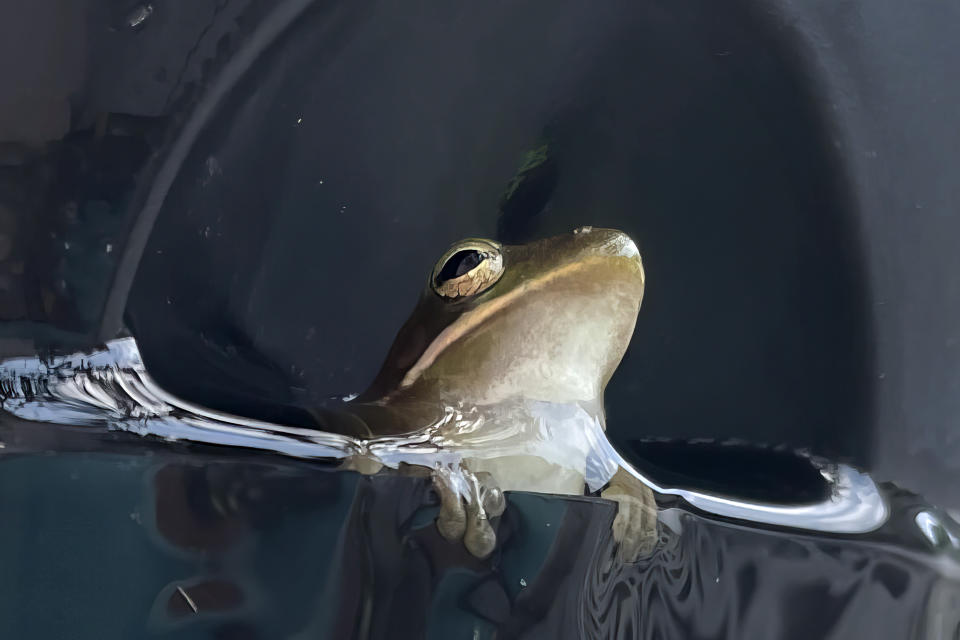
431, 239, 504, 299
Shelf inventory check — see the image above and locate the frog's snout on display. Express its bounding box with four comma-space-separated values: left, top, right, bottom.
608, 230, 641, 260
572, 227, 642, 261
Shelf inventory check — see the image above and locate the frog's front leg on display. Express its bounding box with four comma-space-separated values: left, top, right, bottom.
343, 455, 505, 558
601, 466, 659, 562
432, 466, 505, 558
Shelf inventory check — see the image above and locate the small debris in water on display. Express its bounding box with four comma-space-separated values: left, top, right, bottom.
202, 157, 222, 187
177, 586, 198, 613
125, 4, 154, 30
519, 578, 527, 588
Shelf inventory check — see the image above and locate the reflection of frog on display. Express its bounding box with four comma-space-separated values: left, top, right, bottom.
312, 227, 657, 561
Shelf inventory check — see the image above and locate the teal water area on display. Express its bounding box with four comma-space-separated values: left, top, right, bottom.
0, 426, 957, 639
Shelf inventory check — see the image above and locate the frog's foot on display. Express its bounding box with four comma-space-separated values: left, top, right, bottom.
432, 466, 505, 559
601, 470, 659, 563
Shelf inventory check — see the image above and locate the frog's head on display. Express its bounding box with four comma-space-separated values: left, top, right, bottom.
362, 227, 645, 410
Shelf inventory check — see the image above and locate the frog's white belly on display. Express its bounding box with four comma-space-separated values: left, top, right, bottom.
367, 398, 621, 497
464, 455, 586, 495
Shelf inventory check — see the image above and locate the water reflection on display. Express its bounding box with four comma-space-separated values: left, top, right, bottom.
1, 340, 958, 638
1, 338, 890, 537
0, 0, 958, 636
0, 446, 956, 639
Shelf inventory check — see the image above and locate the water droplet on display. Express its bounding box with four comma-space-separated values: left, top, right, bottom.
916, 511, 946, 547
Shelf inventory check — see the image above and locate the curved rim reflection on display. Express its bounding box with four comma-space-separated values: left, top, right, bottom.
0, 337, 888, 535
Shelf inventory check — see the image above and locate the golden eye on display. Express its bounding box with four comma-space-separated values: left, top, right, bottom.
431, 239, 504, 299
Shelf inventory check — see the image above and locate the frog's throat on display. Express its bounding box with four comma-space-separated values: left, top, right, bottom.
394, 254, 642, 394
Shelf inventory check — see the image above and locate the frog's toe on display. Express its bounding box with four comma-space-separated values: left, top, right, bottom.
463, 473, 497, 558
431, 466, 502, 558
464, 505, 496, 558
475, 471, 506, 518
602, 481, 659, 563
432, 468, 467, 541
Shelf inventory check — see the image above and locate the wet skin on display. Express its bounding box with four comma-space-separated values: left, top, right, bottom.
315, 227, 657, 559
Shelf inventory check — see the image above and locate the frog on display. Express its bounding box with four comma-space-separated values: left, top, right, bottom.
311, 226, 658, 561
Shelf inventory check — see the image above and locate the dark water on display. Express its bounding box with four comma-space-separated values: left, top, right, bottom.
0, 343, 958, 639
0, 426, 958, 639
2, 0, 960, 638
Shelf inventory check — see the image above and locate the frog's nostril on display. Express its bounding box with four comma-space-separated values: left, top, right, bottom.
594, 229, 640, 259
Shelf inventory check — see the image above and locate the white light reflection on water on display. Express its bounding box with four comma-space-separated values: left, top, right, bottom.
0, 337, 890, 536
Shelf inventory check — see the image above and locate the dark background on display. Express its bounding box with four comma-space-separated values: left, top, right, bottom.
0, 0, 958, 509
